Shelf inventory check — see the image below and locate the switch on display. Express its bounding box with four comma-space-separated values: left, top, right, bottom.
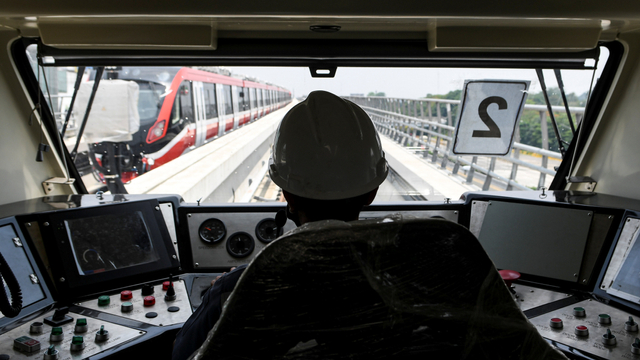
120, 290, 133, 301
50, 327, 64, 342
575, 325, 589, 337
70, 336, 85, 351
143, 296, 155, 307
98, 295, 110, 306
141, 284, 154, 296
598, 314, 612, 325
13, 336, 40, 353
602, 329, 617, 346
165, 281, 176, 301
549, 318, 563, 329
572, 307, 586, 317
44, 307, 73, 326
74, 318, 88, 333
30, 321, 43, 334
43, 345, 59, 360
121, 302, 133, 313
632, 338, 640, 355
95, 325, 109, 342
626, 316, 639, 332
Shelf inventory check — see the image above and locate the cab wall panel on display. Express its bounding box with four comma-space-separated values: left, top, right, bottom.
572, 33, 640, 200
0, 32, 72, 205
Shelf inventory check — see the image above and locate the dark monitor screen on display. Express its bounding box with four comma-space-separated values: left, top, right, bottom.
65, 211, 160, 276
44, 199, 179, 298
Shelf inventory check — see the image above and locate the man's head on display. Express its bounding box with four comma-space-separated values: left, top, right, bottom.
269, 91, 388, 224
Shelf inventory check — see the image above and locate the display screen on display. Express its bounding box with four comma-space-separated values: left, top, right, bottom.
609, 232, 640, 302
64, 211, 160, 275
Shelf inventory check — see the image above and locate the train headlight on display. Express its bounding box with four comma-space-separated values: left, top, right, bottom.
147, 120, 166, 143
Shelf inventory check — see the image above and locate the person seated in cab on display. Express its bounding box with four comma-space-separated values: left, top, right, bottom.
172, 90, 388, 360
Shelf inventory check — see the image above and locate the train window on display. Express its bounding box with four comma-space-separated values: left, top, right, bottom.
222, 85, 233, 115
251, 88, 257, 108
204, 83, 218, 119
24, 44, 612, 202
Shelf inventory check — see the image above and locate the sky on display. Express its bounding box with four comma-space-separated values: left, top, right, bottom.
228, 47, 609, 100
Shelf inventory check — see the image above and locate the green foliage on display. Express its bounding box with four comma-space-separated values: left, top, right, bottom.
367, 91, 386, 97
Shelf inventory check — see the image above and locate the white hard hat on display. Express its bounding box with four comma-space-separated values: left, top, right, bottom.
269, 90, 388, 200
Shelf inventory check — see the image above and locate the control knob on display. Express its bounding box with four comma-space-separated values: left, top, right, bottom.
49, 327, 64, 342
95, 325, 109, 342
632, 338, 640, 355
602, 329, 617, 346
69, 336, 85, 351
74, 318, 88, 333
626, 316, 639, 332
43, 345, 59, 360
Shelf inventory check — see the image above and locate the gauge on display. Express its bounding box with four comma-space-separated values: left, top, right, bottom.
226, 232, 255, 258
255, 218, 281, 243
198, 218, 226, 243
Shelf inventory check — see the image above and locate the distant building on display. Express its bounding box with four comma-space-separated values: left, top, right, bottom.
350, 93, 365, 97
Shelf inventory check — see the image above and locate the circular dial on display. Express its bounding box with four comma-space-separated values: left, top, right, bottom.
255, 218, 281, 243
198, 218, 226, 243
226, 232, 255, 258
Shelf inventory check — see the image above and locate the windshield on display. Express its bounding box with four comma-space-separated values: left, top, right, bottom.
26, 45, 610, 203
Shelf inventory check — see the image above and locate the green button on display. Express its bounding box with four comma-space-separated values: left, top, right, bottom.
600, 314, 611, 318
76, 318, 87, 326
51, 327, 63, 335
98, 295, 110, 306
71, 336, 84, 345
574, 307, 585, 311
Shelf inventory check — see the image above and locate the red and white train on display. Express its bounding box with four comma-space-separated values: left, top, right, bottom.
87, 66, 292, 184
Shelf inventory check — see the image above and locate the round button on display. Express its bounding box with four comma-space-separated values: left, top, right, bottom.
143, 296, 155, 307
145, 312, 158, 318
74, 318, 88, 333
498, 270, 521, 287
50, 327, 64, 342
97, 295, 110, 306
599, 314, 612, 325
573, 307, 586, 317
141, 284, 154, 296
168, 306, 180, 313
550, 318, 563, 329
575, 325, 589, 337
121, 302, 133, 313
70, 336, 85, 351
30, 321, 43, 334
120, 290, 133, 301
162, 281, 170, 291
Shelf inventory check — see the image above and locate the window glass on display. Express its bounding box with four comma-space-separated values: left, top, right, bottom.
26, 46, 610, 203
204, 83, 218, 118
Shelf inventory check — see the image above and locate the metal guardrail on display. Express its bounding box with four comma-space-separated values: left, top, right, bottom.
345, 96, 583, 191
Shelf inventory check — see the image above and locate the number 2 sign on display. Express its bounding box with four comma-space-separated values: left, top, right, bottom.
453, 80, 530, 156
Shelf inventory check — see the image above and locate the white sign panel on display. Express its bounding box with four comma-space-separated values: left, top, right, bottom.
453, 80, 530, 156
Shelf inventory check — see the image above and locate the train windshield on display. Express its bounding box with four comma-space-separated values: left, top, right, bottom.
25, 45, 611, 203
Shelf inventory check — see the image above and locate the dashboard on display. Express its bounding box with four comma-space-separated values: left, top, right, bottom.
1, 191, 640, 359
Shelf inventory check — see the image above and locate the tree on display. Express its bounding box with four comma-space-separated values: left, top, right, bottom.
367, 91, 386, 97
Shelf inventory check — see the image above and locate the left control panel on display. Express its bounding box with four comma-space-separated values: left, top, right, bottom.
0, 308, 145, 359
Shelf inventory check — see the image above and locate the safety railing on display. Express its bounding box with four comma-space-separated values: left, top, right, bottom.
345, 96, 584, 191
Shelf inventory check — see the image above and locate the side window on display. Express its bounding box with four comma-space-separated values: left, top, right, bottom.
257, 89, 262, 107
204, 83, 218, 118
242, 87, 249, 111
222, 85, 233, 115
180, 81, 194, 121
251, 88, 257, 108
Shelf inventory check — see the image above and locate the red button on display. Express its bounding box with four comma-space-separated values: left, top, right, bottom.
498, 270, 521, 287
576, 325, 588, 330
162, 281, 170, 291
143, 296, 155, 306
120, 290, 132, 301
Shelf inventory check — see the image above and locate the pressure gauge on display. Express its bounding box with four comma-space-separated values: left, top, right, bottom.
255, 218, 281, 243
198, 218, 226, 243
226, 232, 255, 258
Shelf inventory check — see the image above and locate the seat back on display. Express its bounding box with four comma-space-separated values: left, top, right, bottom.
192, 215, 565, 360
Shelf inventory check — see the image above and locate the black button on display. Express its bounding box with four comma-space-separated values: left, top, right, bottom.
168, 306, 180, 312
0, 354, 10, 360
145, 312, 158, 318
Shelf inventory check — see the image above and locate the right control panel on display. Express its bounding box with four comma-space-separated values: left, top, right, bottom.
531, 299, 640, 359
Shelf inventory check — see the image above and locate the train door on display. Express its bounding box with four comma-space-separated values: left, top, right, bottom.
203, 82, 219, 142
232, 86, 240, 129
256, 89, 263, 117
250, 87, 257, 120
191, 81, 206, 148
215, 84, 225, 136
221, 84, 234, 132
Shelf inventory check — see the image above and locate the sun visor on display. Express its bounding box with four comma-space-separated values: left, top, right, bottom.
38, 21, 217, 50
429, 22, 602, 52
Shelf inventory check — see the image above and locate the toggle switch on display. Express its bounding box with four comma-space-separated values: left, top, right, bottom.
626, 316, 639, 332
602, 329, 617, 346
43, 345, 59, 360
95, 325, 109, 342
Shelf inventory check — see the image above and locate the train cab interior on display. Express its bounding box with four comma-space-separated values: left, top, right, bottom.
2, 2, 640, 360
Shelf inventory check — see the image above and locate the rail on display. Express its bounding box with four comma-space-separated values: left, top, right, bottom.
345, 96, 584, 191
